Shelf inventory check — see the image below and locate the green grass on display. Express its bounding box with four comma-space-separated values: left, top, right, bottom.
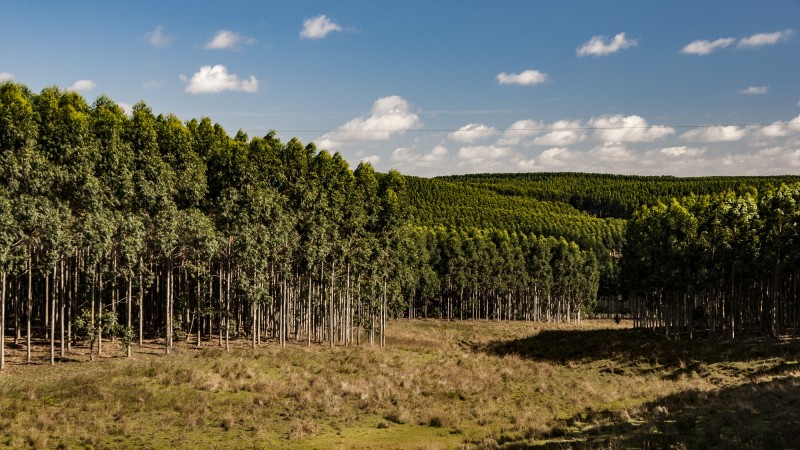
1, 320, 799, 448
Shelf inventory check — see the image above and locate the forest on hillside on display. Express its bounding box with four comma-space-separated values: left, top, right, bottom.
412, 173, 800, 338
2, 81, 800, 370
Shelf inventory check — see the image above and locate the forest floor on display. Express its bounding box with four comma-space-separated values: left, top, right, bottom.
1, 319, 800, 449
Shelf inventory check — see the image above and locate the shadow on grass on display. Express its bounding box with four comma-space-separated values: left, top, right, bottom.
521, 375, 800, 449
478, 328, 800, 378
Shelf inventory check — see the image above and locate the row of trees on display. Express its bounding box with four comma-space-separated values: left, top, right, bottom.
399, 227, 600, 323
0, 82, 409, 368
621, 185, 800, 338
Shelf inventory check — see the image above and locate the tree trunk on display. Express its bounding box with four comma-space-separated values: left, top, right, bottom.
1, 271, 6, 371
127, 275, 132, 358
50, 265, 56, 365
27, 250, 32, 363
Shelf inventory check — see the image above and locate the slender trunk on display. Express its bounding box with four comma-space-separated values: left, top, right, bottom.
165, 264, 171, 355
307, 275, 312, 347
1, 272, 6, 371
225, 257, 231, 352
50, 265, 56, 365
127, 275, 132, 358
27, 250, 32, 363
329, 261, 335, 348
138, 258, 143, 346
60, 259, 65, 358
380, 277, 387, 348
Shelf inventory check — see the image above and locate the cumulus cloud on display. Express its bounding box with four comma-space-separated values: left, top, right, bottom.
67, 79, 96, 92
393, 145, 449, 167
589, 142, 635, 162
588, 115, 675, 142
660, 146, 705, 157
455, 144, 541, 173
737, 86, 769, 95
448, 123, 499, 143
681, 37, 735, 55
145, 25, 173, 48
738, 29, 794, 48
205, 30, 256, 50
361, 155, 380, 165
498, 119, 545, 146
181, 65, 259, 94
753, 114, 800, 139
496, 69, 549, 85
457, 145, 512, 162
577, 32, 637, 57
537, 147, 576, 168
318, 96, 422, 149
300, 15, 342, 39
0, 72, 14, 82
533, 120, 587, 146
681, 125, 748, 142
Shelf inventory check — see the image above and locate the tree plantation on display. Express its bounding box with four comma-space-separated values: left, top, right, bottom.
2, 81, 800, 371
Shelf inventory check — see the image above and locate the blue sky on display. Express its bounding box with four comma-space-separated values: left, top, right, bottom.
2, 1, 799, 176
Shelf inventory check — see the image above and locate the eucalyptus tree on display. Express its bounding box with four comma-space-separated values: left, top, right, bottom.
0, 189, 20, 370
0, 82, 38, 368
375, 170, 408, 347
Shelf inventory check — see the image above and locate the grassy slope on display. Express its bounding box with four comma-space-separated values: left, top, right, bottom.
1, 321, 799, 449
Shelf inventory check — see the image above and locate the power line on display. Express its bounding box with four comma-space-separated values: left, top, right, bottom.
245, 123, 772, 135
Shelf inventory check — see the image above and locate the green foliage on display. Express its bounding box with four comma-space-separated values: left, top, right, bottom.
74, 309, 123, 342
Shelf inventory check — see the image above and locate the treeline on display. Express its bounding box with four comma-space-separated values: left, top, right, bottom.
438, 172, 800, 218
0, 82, 413, 368
399, 227, 599, 323
621, 185, 800, 338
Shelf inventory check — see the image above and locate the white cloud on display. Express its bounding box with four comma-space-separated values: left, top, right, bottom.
457, 145, 512, 162
181, 65, 259, 94
660, 146, 705, 157
533, 120, 587, 146
537, 147, 575, 168
498, 119, 545, 146
300, 15, 342, 39
589, 142, 634, 162
738, 86, 769, 95
588, 115, 675, 142
681, 125, 748, 142
577, 32, 637, 57
738, 29, 794, 48
456, 144, 541, 173
516, 158, 536, 171
318, 96, 422, 149
496, 69, 549, 85
145, 25, 173, 48
361, 155, 380, 165
67, 79, 96, 92
117, 102, 133, 116
205, 30, 255, 50
754, 114, 800, 139
681, 37, 735, 55
392, 145, 449, 167
448, 123, 499, 143
0, 72, 14, 82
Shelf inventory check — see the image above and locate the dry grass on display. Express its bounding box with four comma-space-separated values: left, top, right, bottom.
1, 319, 799, 448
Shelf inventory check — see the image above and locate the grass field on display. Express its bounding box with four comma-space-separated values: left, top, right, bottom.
1, 320, 799, 449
